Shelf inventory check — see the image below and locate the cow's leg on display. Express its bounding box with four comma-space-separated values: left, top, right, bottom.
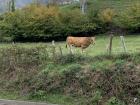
81, 46, 85, 54
71, 45, 74, 54
82, 49, 86, 53
81, 48, 84, 54
69, 45, 74, 54
73, 46, 76, 53
81, 49, 84, 54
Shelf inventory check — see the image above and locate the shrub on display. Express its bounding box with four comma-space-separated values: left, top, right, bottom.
60, 9, 97, 35
132, 53, 140, 64
55, 54, 91, 64
61, 64, 82, 76
106, 97, 125, 105
91, 60, 113, 71
98, 8, 115, 24
91, 91, 102, 105
0, 36, 13, 42
0, 5, 62, 42
0, 5, 97, 42
0, 45, 49, 92
87, 7, 105, 34
114, 2, 140, 32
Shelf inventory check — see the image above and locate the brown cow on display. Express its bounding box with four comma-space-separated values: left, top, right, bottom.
66, 36, 95, 53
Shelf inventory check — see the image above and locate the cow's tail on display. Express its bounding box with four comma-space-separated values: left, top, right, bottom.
66, 44, 67, 48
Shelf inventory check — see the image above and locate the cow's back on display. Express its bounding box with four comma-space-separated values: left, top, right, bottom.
66, 36, 93, 48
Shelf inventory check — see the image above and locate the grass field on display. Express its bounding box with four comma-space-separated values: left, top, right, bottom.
0, 35, 140, 56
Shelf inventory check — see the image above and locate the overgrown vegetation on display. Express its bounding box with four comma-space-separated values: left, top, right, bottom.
0, 0, 140, 42
0, 46, 140, 105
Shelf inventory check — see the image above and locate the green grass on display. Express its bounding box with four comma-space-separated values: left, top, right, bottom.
0, 91, 82, 105
0, 91, 23, 100
29, 93, 79, 105
0, 35, 140, 56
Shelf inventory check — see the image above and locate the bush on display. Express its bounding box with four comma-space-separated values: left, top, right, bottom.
60, 9, 97, 35
0, 36, 13, 42
55, 54, 90, 64
0, 5, 63, 42
98, 8, 115, 24
0, 45, 48, 91
0, 48, 140, 104
60, 64, 82, 76
0, 5, 97, 42
91, 60, 113, 71
114, 2, 140, 32
91, 91, 102, 105
106, 97, 125, 105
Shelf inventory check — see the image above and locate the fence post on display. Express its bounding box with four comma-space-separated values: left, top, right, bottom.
12, 41, 15, 45
108, 34, 114, 55
45, 46, 49, 59
120, 36, 127, 53
52, 40, 56, 60
59, 46, 63, 56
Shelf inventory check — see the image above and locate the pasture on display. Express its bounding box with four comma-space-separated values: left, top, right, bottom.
0, 35, 140, 56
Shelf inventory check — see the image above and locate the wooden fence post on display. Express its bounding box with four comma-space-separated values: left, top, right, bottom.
45, 46, 49, 59
59, 46, 63, 56
108, 34, 114, 55
52, 40, 56, 59
120, 36, 127, 53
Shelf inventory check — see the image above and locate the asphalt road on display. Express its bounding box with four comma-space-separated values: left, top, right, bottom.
0, 99, 58, 105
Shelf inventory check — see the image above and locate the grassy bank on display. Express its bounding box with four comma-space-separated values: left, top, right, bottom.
0, 44, 140, 105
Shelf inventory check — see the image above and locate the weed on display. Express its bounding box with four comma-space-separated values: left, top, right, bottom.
106, 97, 125, 105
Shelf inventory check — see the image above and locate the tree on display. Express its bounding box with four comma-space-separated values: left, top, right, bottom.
80, 0, 87, 14
8, 0, 15, 12
11, 0, 15, 12
114, 3, 140, 32
33, 0, 48, 6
